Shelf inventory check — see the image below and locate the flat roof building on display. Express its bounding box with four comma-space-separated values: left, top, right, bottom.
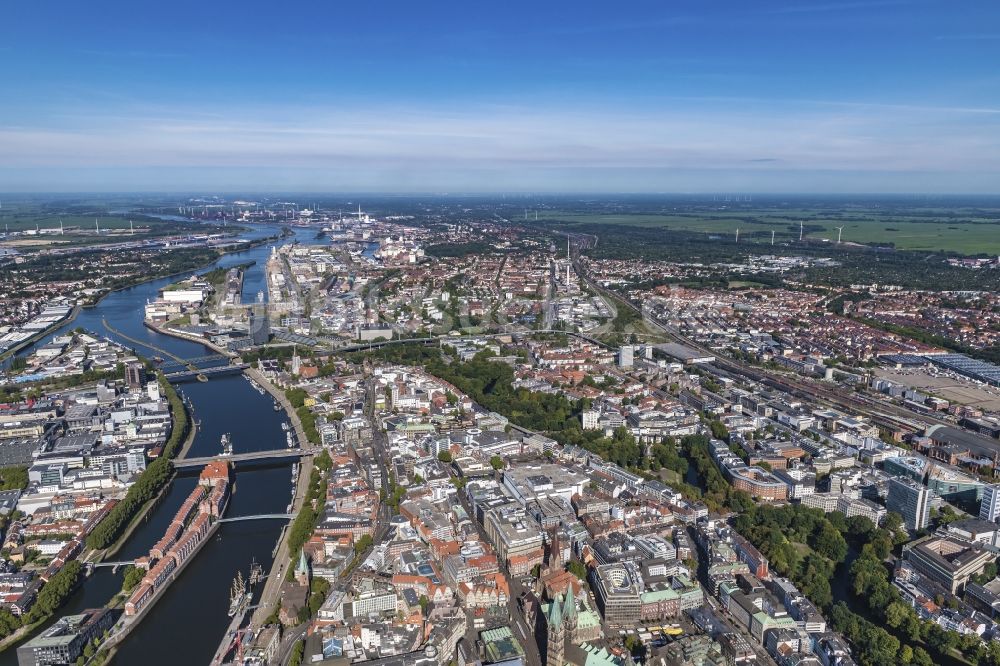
591, 563, 642, 626
903, 535, 995, 594
17, 608, 118, 666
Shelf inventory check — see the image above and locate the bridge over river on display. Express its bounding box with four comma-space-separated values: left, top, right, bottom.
173, 448, 316, 469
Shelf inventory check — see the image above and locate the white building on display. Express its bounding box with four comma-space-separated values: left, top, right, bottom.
886, 477, 931, 531
981, 485, 1000, 523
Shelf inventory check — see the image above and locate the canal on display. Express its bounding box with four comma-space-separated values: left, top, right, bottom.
0, 225, 324, 665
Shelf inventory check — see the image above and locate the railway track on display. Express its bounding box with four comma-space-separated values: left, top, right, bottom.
569, 245, 944, 434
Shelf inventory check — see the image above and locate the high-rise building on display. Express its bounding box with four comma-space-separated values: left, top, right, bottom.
886, 477, 931, 531
618, 345, 634, 368
581, 409, 600, 430
249, 308, 270, 346
125, 361, 145, 391
981, 485, 1000, 523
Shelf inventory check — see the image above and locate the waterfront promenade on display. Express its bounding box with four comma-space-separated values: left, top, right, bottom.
243, 367, 314, 627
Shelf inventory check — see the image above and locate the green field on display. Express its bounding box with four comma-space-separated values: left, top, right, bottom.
0, 199, 176, 233
0, 214, 146, 233
0, 200, 224, 250
541, 208, 1000, 255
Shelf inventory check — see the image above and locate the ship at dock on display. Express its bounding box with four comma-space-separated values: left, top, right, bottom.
228, 571, 252, 617
220, 433, 233, 456
249, 558, 263, 585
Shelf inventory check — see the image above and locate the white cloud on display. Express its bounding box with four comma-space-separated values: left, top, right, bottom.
0, 97, 997, 191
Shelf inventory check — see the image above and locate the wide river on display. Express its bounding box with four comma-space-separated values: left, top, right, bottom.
1, 224, 325, 665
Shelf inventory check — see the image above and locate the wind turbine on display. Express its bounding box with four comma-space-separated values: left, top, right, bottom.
735, 228, 740, 243
130, 220, 134, 235
835, 226, 844, 244
799, 221, 804, 242
771, 230, 775, 246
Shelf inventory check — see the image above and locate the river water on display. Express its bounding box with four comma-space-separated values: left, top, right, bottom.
1, 225, 323, 665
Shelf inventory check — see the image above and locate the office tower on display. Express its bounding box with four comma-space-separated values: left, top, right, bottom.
981, 485, 1000, 523
618, 345, 634, 368
887, 477, 931, 531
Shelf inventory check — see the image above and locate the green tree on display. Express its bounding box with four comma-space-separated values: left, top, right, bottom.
289, 640, 305, 666
708, 420, 729, 441
489, 456, 504, 471
437, 451, 452, 463
121, 565, 145, 593
812, 523, 848, 563
567, 560, 587, 580
314, 449, 332, 473
0, 608, 21, 639
26, 561, 83, 623
354, 534, 373, 555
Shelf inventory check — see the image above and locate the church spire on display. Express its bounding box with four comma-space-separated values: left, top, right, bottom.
548, 530, 564, 573
548, 593, 563, 627
562, 584, 577, 621
546, 593, 566, 666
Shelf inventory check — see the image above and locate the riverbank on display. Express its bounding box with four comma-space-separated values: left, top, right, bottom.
250, 454, 312, 627
78, 375, 191, 571
0, 226, 309, 665
0, 377, 193, 657
94, 391, 199, 562
99, 484, 173, 563
244, 367, 313, 627
2, 227, 288, 370
101, 509, 226, 655
145, 321, 234, 358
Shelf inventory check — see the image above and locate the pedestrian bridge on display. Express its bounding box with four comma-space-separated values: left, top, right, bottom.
173, 448, 316, 469
159, 354, 232, 370
218, 513, 297, 523
90, 560, 136, 569
164, 363, 249, 382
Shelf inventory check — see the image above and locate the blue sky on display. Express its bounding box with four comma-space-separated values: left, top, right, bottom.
1, 0, 999, 193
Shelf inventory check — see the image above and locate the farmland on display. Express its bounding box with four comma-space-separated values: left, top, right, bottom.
538, 205, 1000, 255
0, 199, 226, 249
